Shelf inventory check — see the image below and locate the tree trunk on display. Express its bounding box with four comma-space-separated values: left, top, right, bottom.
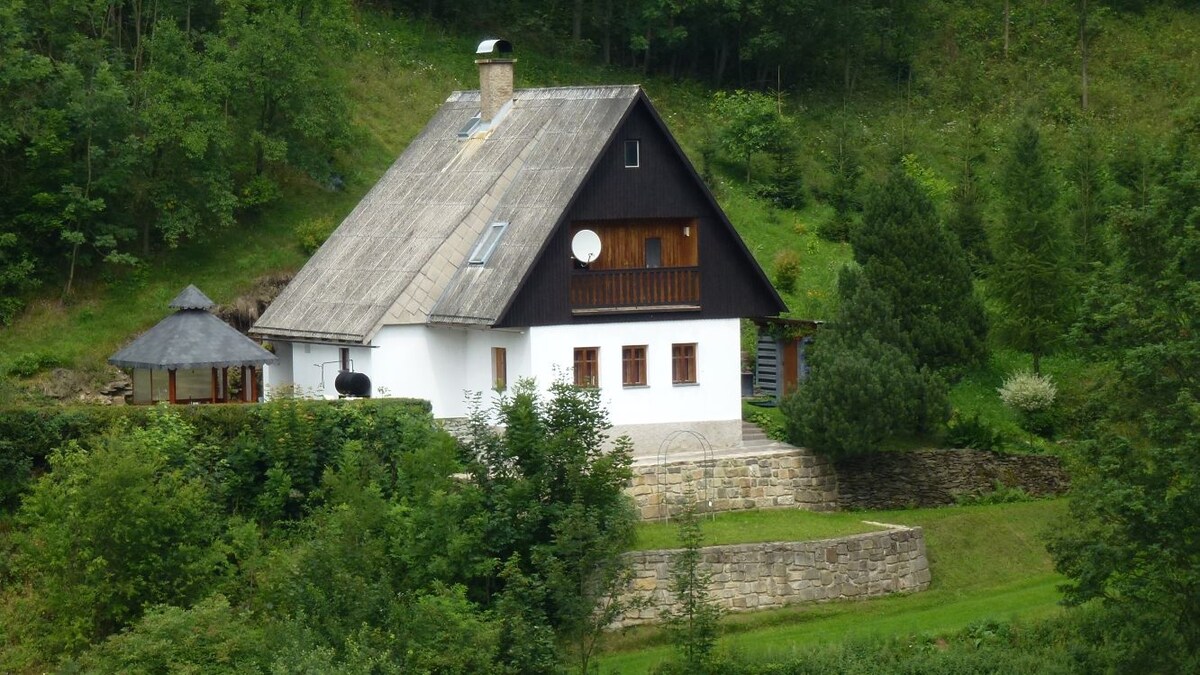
1080, 0, 1090, 111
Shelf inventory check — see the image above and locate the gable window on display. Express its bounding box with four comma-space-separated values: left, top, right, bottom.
624, 140, 640, 168
672, 343, 697, 384
468, 221, 509, 265
622, 345, 647, 386
574, 347, 599, 387
492, 347, 507, 391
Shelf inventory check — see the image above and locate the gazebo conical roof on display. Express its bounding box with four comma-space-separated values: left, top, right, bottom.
109, 286, 278, 370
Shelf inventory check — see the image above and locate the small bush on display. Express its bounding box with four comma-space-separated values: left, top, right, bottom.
772, 249, 802, 294
817, 212, 853, 242
945, 412, 1004, 452
295, 216, 338, 255
746, 410, 786, 442
5, 352, 65, 378
998, 370, 1057, 414
956, 481, 1033, 506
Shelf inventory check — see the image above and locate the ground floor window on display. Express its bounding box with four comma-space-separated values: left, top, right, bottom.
622, 345, 647, 386
492, 347, 507, 391
672, 343, 697, 384
574, 347, 599, 387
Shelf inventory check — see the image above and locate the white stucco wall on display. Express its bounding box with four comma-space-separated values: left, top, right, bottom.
264, 341, 373, 399
526, 318, 742, 431
263, 318, 743, 449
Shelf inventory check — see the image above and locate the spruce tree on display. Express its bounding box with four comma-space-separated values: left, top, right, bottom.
852, 164, 988, 373
946, 118, 991, 271
991, 118, 1073, 374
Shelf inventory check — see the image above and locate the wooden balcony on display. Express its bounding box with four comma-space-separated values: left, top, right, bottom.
570, 267, 701, 314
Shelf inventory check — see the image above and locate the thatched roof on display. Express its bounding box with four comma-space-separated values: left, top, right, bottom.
251, 85, 641, 344
109, 286, 279, 370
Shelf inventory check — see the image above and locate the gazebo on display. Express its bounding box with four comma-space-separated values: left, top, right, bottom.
109, 285, 279, 404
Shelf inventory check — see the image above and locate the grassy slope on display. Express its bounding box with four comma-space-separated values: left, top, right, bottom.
601, 499, 1067, 673
4, 7, 1198, 395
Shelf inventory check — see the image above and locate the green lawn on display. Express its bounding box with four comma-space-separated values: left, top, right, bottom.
600, 499, 1067, 673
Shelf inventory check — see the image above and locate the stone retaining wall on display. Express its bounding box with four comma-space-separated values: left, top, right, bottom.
836, 449, 1069, 510
626, 449, 838, 521
615, 526, 930, 627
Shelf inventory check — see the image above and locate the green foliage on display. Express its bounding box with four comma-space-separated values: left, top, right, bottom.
771, 249, 801, 294
782, 330, 946, 459
945, 411, 1005, 452
462, 379, 638, 669
67, 596, 269, 674
7, 410, 226, 658
853, 164, 987, 372
1048, 120, 1200, 670
782, 266, 949, 458
657, 504, 722, 675
997, 370, 1058, 415
0, 0, 353, 317
817, 115, 863, 243
990, 117, 1074, 374
745, 410, 786, 442
712, 90, 782, 182
945, 118, 991, 272
296, 215, 338, 254
3, 351, 65, 378
956, 481, 1033, 506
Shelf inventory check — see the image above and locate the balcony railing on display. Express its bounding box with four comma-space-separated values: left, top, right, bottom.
570, 267, 701, 312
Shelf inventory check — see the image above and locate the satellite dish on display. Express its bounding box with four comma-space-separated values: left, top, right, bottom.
571, 229, 602, 264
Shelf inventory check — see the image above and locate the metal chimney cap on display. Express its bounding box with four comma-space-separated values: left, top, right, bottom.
476, 39, 513, 56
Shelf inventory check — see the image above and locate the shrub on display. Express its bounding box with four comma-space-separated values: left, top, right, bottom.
816, 211, 853, 242
945, 412, 1004, 451
5, 352, 64, 378
295, 215, 338, 255
6, 411, 226, 658
782, 333, 948, 459
956, 481, 1033, 506
998, 370, 1058, 413
772, 249, 802, 294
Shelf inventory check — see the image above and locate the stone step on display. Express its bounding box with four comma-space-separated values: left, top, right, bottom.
741, 438, 777, 449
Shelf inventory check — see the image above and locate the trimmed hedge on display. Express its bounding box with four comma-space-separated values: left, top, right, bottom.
0, 398, 431, 512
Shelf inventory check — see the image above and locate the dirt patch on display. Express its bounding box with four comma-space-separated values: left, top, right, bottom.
214, 272, 293, 334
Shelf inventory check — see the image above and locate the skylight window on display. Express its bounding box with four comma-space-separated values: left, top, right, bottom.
468, 221, 508, 265
458, 113, 482, 139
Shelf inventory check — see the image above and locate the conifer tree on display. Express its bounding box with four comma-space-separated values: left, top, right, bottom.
991, 118, 1073, 374
852, 164, 987, 373
946, 118, 991, 271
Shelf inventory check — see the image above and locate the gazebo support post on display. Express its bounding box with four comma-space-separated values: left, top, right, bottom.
249, 366, 257, 403
222, 367, 229, 402
211, 368, 218, 403
168, 369, 177, 404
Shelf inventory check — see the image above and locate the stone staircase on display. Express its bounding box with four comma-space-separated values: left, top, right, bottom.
740, 420, 778, 450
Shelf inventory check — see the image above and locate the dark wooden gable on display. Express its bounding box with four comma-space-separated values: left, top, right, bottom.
495, 93, 785, 328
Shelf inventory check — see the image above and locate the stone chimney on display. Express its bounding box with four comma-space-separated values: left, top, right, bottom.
475, 39, 514, 123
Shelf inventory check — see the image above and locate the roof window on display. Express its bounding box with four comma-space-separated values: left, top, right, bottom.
458, 113, 483, 139
468, 221, 509, 265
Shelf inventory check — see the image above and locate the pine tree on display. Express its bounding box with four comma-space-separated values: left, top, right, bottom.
852, 164, 988, 373
991, 118, 1073, 374
781, 267, 949, 459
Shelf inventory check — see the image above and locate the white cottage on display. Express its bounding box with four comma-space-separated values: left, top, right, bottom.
251, 40, 785, 449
